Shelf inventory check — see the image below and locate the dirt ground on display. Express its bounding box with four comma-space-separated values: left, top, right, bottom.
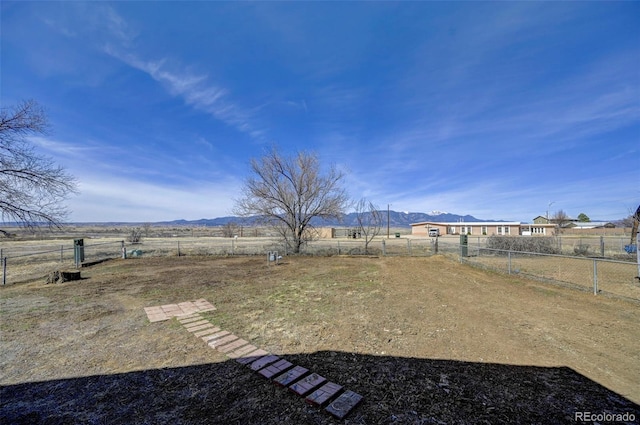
1, 255, 639, 424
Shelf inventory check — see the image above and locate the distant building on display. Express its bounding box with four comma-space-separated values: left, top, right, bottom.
533, 216, 550, 224
410, 221, 557, 236
564, 222, 615, 229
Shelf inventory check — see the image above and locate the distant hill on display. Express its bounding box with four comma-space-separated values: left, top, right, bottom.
154, 211, 492, 228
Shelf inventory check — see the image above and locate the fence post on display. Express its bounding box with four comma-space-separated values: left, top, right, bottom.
381, 239, 385, 256
600, 236, 604, 257
338, 241, 341, 255
636, 232, 640, 280
508, 251, 512, 274
178, 241, 181, 257
558, 236, 562, 254
407, 239, 412, 256
2, 256, 6, 285
593, 259, 598, 295
620, 237, 623, 252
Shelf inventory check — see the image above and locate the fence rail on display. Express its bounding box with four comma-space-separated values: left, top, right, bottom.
1, 236, 638, 302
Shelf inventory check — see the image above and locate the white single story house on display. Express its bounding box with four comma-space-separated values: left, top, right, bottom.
410, 221, 557, 236
564, 221, 615, 229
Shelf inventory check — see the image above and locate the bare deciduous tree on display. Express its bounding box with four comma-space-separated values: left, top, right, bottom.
1, 100, 77, 231
142, 222, 152, 237
620, 205, 640, 228
551, 209, 571, 232
127, 227, 143, 243
221, 221, 240, 238
355, 198, 383, 254
234, 148, 348, 254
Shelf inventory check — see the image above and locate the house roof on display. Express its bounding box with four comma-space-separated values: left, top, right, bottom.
410, 221, 521, 227
565, 222, 615, 229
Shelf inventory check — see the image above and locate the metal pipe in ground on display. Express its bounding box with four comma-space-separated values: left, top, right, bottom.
593, 259, 598, 295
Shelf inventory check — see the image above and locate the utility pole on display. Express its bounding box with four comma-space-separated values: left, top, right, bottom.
546, 201, 555, 223
387, 204, 390, 239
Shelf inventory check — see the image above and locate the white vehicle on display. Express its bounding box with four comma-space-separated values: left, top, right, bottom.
428, 228, 440, 237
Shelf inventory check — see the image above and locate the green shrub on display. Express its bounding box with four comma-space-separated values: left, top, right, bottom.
486, 235, 559, 254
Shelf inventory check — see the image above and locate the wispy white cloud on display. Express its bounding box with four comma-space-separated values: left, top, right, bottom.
194, 137, 214, 151
102, 4, 136, 47
28, 136, 110, 157
27, 135, 241, 222
38, 3, 137, 47
8, 2, 636, 223
104, 45, 265, 140
45, 3, 264, 140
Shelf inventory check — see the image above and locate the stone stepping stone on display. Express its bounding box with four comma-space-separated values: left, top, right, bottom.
148, 302, 365, 421
249, 355, 280, 371
193, 327, 221, 338
258, 359, 294, 379
202, 330, 231, 343
208, 334, 238, 349
325, 390, 363, 419
186, 323, 214, 333
227, 344, 259, 359
216, 338, 249, 354
161, 304, 183, 315
193, 298, 216, 312
144, 306, 164, 315
289, 372, 327, 397
144, 299, 216, 322
144, 306, 168, 322
144, 306, 163, 314
177, 302, 199, 315
146, 313, 169, 322
305, 382, 343, 407
235, 349, 269, 365
273, 365, 308, 387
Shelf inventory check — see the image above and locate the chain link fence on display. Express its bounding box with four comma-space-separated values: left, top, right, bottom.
2, 235, 638, 302
0, 240, 124, 285
459, 235, 635, 259
457, 244, 639, 301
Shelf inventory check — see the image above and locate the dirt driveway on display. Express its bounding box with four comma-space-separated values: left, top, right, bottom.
1, 255, 638, 424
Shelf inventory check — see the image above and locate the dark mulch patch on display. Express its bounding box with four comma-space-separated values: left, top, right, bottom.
2, 351, 638, 425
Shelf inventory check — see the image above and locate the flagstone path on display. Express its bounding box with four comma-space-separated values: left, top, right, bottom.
144, 299, 362, 420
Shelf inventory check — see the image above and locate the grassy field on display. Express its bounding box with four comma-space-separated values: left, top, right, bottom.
1, 255, 638, 424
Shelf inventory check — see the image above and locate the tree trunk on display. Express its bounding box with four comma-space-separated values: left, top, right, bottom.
46, 270, 81, 284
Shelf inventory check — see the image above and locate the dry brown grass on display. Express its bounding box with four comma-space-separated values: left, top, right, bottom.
1, 255, 639, 424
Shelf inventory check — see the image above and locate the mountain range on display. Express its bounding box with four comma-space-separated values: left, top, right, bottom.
155, 211, 494, 228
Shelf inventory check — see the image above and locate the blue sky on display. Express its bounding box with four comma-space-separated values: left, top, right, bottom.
2, 2, 638, 223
